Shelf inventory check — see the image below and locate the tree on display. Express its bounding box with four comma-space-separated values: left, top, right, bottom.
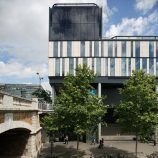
115, 70, 158, 157
32, 88, 52, 103
43, 64, 106, 151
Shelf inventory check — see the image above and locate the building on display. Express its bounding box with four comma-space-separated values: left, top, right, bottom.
48, 3, 158, 140
0, 84, 41, 100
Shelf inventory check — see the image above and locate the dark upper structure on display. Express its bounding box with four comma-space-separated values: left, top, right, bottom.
49, 3, 102, 41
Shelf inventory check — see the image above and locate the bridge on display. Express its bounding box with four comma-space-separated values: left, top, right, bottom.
0, 91, 51, 158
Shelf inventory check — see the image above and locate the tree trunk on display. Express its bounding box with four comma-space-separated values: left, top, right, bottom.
77, 135, 79, 150
135, 133, 138, 158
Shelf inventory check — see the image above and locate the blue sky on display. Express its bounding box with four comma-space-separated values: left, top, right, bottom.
0, 0, 158, 91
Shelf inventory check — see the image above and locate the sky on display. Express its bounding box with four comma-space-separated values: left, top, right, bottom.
0, 0, 158, 92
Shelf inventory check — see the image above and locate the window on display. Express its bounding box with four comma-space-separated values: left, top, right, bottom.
83, 58, 87, 65
92, 58, 94, 71
101, 41, 104, 56
110, 58, 115, 76
135, 58, 140, 70
54, 42, 58, 57
131, 41, 133, 57
67, 42, 72, 57
60, 42, 63, 57
81, 41, 85, 57
108, 41, 113, 57
55, 58, 60, 76
135, 41, 140, 57
142, 58, 147, 73
128, 58, 131, 76
149, 42, 154, 57
90, 41, 92, 57
69, 58, 74, 74
122, 41, 126, 57
96, 58, 101, 76
121, 58, 126, 76
149, 58, 154, 75
94, 41, 99, 57
62, 58, 64, 76
105, 58, 108, 76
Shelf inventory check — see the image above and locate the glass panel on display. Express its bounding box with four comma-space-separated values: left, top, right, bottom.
115, 42, 117, 57
60, 42, 63, 57
81, 41, 85, 57
101, 41, 104, 56
156, 41, 158, 57
105, 58, 108, 76
90, 42, 92, 57
135, 58, 140, 70
94, 41, 99, 57
92, 58, 94, 71
135, 41, 140, 57
55, 58, 60, 76
121, 58, 126, 76
108, 41, 113, 57
131, 41, 133, 57
83, 58, 87, 65
149, 58, 154, 75
122, 41, 126, 57
54, 42, 58, 57
62, 58, 64, 76
69, 58, 74, 74
110, 58, 115, 76
76, 58, 78, 68
142, 58, 147, 73
67, 41, 72, 57
128, 58, 131, 76
96, 58, 101, 76
149, 41, 154, 57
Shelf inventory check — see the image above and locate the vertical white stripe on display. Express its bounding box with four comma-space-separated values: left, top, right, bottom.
63, 42, 67, 57
108, 58, 110, 76
49, 42, 53, 57
94, 58, 96, 74
99, 41, 101, 57
133, 42, 135, 57
117, 42, 121, 57
147, 58, 149, 74
92, 41, 94, 57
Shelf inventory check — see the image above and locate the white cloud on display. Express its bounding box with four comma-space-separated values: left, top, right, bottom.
105, 11, 158, 38
0, 60, 47, 79
135, 0, 158, 14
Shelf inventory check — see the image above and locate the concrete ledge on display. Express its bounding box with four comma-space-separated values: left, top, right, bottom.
102, 135, 135, 141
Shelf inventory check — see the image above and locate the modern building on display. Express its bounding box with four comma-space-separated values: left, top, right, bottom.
0, 84, 41, 100
48, 3, 158, 140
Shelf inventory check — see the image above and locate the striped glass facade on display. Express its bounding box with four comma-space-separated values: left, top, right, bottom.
49, 41, 158, 77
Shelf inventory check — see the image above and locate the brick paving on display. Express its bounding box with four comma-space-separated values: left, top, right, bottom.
38, 141, 158, 158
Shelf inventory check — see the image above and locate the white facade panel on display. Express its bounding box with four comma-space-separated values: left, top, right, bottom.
117, 42, 121, 57
48, 42, 53, 57
63, 42, 67, 57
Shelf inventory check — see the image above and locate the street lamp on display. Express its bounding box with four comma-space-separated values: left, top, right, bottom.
36, 72, 43, 86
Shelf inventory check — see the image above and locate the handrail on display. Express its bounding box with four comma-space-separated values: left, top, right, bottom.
53, 3, 98, 7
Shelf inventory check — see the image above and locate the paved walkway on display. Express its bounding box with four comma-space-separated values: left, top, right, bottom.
38, 141, 158, 158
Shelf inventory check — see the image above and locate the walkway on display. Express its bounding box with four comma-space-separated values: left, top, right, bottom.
39, 141, 158, 158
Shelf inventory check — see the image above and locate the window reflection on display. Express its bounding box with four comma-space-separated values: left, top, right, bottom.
81, 41, 85, 57
110, 58, 115, 76
67, 42, 72, 57
54, 42, 58, 57
108, 41, 113, 57
94, 41, 99, 57
69, 58, 74, 74
121, 58, 126, 76
96, 58, 101, 76
142, 58, 147, 73
55, 58, 60, 76
122, 41, 126, 57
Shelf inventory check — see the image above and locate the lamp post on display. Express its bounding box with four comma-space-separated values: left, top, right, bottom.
36, 72, 43, 86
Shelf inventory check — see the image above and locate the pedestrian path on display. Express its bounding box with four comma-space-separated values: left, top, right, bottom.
38, 141, 158, 158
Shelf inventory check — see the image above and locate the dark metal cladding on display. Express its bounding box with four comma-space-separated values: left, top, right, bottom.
49, 3, 102, 41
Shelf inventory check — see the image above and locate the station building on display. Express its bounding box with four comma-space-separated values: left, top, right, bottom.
48, 3, 158, 140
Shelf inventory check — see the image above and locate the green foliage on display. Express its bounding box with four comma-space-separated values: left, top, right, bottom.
43, 64, 106, 138
116, 70, 158, 138
32, 88, 52, 103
